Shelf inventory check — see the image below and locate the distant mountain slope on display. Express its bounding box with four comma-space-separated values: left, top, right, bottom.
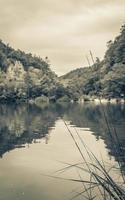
60, 24, 125, 99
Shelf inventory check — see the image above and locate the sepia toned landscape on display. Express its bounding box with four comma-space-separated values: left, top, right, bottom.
0, 0, 125, 200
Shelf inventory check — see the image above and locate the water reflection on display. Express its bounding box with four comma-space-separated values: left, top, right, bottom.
0, 104, 59, 157
0, 102, 125, 167
63, 102, 125, 169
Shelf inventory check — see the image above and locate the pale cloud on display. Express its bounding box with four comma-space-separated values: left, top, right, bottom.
0, 0, 125, 75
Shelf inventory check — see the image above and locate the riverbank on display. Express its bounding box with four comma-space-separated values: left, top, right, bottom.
0, 94, 125, 105
78, 95, 125, 104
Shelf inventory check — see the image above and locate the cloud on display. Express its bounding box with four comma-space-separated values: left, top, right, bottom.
0, 0, 125, 75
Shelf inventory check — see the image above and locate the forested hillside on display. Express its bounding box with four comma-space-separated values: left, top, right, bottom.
60, 24, 125, 99
0, 40, 66, 102
0, 24, 125, 102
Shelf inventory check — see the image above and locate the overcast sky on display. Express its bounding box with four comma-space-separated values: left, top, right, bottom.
0, 0, 125, 75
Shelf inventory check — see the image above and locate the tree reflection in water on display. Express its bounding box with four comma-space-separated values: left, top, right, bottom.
63, 102, 125, 172
0, 103, 59, 157
0, 102, 125, 172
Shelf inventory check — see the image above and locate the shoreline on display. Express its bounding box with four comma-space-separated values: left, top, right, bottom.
0, 97, 124, 105
78, 97, 125, 104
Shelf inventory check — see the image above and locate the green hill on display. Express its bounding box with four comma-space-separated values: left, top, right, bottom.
0, 40, 66, 102
60, 24, 125, 99
0, 23, 125, 102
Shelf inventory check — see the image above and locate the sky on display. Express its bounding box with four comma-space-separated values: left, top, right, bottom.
0, 0, 125, 75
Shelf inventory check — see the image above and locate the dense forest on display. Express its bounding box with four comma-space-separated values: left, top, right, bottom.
0, 40, 68, 102
0, 24, 125, 102
60, 24, 125, 99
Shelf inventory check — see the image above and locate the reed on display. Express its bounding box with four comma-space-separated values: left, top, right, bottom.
47, 52, 125, 199
59, 118, 125, 200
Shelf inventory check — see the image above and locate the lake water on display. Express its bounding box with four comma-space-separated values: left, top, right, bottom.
0, 102, 125, 200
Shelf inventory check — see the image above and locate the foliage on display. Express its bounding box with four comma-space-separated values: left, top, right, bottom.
1, 23, 125, 101
0, 40, 49, 71
0, 40, 67, 101
60, 24, 125, 98
105, 24, 125, 66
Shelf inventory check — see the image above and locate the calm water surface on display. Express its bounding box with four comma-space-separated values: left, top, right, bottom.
0, 102, 125, 200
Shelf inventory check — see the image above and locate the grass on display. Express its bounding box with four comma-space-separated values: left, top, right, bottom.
44, 102, 125, 199
53, 117, 125, 200
46, 52, 125, 199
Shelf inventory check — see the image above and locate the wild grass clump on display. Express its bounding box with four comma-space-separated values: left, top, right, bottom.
57, 119, 125, 200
